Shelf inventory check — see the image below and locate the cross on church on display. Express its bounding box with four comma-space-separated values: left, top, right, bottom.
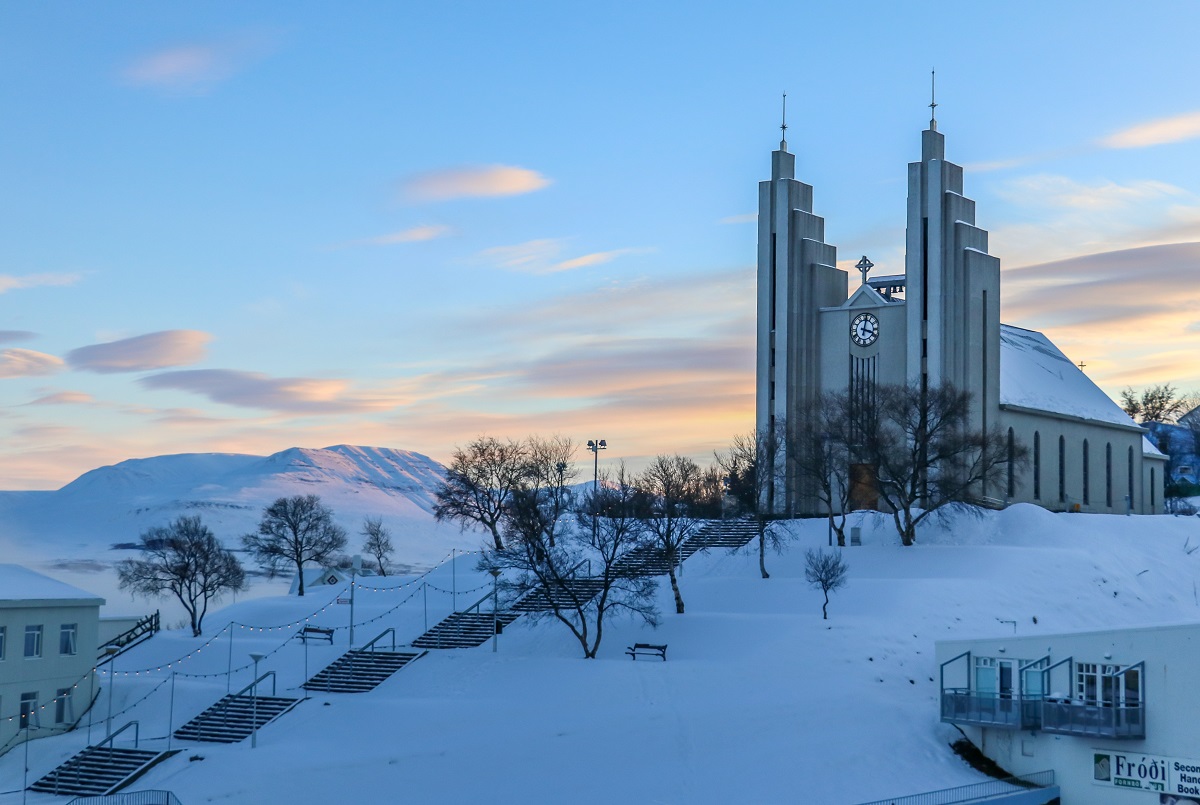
1078, 360, 1087, 370
856, 255, 874, 286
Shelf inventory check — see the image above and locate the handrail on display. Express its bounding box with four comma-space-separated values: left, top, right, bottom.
1105, 659, 1145, 678
68, 792, 183, 805
360, 628, 396, 653
97, 612, 160, 663
459, 588, 497, 616
97, 720, 140, 750
1041, 655, 1073, 696
856, 770, 1055, 805
234, 671, 276, 699
1018, 654, 1050, 674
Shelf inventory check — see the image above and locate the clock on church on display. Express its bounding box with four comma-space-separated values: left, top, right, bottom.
851, 312, 879, 347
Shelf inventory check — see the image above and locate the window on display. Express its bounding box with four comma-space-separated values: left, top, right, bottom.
1151, 468, 1156, 509
24, 625, 43, 658
1082, 440, 1090, 505
19, 692, 38, 729
1007, 428, 1016, 498
1127, 446, 1135, 510
0, 625, 6, 660
1058, 435, 1066, 502
1033, 432, 1041, 500
59, 624, 77, 656
55, 687, 73, 724
1105, 443, 1113, 508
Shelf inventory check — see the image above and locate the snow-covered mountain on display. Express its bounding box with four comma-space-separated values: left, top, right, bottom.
0, 446, 480, 615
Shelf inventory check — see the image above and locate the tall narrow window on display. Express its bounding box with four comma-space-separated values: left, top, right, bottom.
59, 624, 77, 656
24, 625, 42, 658
1058, 436, 1066, 502
55, 687, 73, 724
1033, 432, 1042, 500
1128, 447, 1135, 511
1151, 468, 1156, 509
1007, 428, 1016, 498
0, 625, 6, 661
1082, 440, 1090, 505
1105, 443, 1113, 508
19, 692, 38, 729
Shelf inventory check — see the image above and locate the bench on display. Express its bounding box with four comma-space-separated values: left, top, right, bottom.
297, 626, 334, 644
626, 643, 667, 661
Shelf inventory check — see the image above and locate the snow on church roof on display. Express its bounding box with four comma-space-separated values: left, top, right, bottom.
998, 325, 1158, 451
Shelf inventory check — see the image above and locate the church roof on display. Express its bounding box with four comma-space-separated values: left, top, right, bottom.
998, 324, 1153, 440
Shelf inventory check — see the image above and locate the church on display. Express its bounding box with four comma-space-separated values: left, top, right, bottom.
755, 103, 1167, 517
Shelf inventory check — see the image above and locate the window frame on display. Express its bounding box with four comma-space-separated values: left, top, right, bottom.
24, 624, 43, 659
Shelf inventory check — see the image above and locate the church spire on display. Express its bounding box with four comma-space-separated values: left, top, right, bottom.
780, 92, 788, 151
929, 70, 938, 131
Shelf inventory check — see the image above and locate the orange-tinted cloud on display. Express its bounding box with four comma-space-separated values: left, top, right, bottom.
121, 34, 275, 94
67, 330, 212, 374
402, 165, 551, 202
139, 368, 394, 415
0, 349, 64, 378
1101, 110, 1200, 150
0, 273, 81, 294
26, 391, 95, 406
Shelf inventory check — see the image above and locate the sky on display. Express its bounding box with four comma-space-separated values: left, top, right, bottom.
2, 1, 1200, 490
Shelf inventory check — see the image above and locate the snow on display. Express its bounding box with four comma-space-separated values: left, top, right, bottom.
999, 324, 1143, 430
0, 564, 105, 604
3, 506, 1200, 804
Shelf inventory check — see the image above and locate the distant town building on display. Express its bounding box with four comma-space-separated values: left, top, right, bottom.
756, 108, 1166, 515
0, 565, 104, 752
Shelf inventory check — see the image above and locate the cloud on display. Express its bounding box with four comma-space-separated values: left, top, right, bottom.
0, 349, 64, 378
995, 175, 1185, 212
477, 240, 648, 274
67, 330, 212, 374
121, 34, 274, 94
0, 273, 81, 294
401, 165, 551, 202
1101, 110, 1200, 150
26, 391, 95, 406
0, 330, 36, 344
139, 369, 392, 414
357, 225, 451, 245
719, 213, 758, 224
549, 248, 648, 273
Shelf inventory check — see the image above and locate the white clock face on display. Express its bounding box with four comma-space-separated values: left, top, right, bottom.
851, 312, 879, 347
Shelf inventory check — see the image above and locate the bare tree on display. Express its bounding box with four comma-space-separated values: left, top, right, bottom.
639, 454, 705, 613
361, 516, 394, 576
118, 516, 245, 636
864, 382, 1025, 546
483, 462, 658, 659
242, 495, 348, 596
1121, 383, 1192, 424
524, 435, 579, 548
789, 392, 856, 547
804, 548, 848, 620
434, 436, 528, 550
717, 425, 788, 578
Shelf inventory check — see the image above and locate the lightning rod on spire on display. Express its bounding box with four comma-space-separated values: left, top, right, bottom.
780, 92, 788, 150
929, 69, 938, 130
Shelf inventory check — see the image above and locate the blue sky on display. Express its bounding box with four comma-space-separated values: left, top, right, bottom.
3, 2, 1200, 488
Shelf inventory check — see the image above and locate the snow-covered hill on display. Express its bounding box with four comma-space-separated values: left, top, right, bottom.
0, 445, 479, 617
2, 506, 1199, 804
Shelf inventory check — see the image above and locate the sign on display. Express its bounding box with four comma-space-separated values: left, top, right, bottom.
336, 597, 351, 605
1093, 750, 1200, 797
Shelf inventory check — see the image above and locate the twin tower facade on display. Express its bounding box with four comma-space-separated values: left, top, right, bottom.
754, 118, 1165, 516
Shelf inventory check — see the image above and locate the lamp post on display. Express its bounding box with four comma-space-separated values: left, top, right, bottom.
586, 439, 607, 539
249, 653, 265, 748
489, 568, 501, 653
103, 645, 119, 738
349, 554, 362, 648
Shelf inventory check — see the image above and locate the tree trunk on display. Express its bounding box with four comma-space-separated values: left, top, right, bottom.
489, 526, 505, 551
830, 513, 845, 548
296, 558, 305, 596
822, 589, 829, 619
758, 528, 770, 579
667, 564, 685, 614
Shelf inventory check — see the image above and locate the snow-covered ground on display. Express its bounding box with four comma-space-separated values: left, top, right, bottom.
3, 505, 1200, 804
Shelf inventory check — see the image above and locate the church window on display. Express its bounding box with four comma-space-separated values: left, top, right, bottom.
1032, 432, 1041, 500
1006, 428, 1015, 498
1151, 468, 1156, 509
1127, 447, 1134, 509
1082, 440, 1090, 505
1058, 436, 1066, 502
1105, 443, 1113, 508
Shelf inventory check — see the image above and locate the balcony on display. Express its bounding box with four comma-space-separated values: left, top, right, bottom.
940, 689, 1042, 730
1040, 699, 1145, 739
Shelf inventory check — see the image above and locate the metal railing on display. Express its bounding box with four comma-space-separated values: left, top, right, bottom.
1041, 699, 1145, 738
68, 791, 182, 805
52, 721, 141, 796
97, 612, 160, 663
359, 628, 396, 653
940, 689, 1042, 730
237, 671, 276, 699
856, 770, 1056, 805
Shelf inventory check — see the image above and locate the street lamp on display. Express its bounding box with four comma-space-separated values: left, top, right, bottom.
349, 554, 362, 648
489, 569, 501, 653
249, 653, 265, 749
104, 645, 119, 738
586, 439, 607, 538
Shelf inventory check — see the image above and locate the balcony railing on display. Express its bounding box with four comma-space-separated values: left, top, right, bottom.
1040, 699, 1145, 739
940, 689, 1042, 730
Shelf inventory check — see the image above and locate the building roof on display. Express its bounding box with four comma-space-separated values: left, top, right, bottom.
998, 324, 1156, 444
0, 564, 105, 607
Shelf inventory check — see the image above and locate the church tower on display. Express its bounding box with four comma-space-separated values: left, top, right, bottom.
755, 105, 845, 514
902, 103, 1001, 439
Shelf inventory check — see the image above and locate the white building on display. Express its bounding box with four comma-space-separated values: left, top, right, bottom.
0, 565, 104, 753
937, 624, 1200, 803
756, 109, 1167, 516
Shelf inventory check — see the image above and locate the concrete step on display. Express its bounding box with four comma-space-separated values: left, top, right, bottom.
412, 611, 520, 649
304, 649, 426, 693
30, 746, 169, 797
173, 694, 301, 744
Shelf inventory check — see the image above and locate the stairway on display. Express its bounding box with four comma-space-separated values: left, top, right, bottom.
30, 746, 171, 797
685, 519, 759, 553
173, 693, 301, 744
304, 649, 426, 693
411, 611, 520, 649
510, 578, 606, 613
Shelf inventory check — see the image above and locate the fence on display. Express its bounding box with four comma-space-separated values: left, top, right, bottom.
856, 770, 1056, 805
68, 791, 182, 805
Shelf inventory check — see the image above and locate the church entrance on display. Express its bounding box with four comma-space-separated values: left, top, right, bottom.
848, 463, 879, 510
